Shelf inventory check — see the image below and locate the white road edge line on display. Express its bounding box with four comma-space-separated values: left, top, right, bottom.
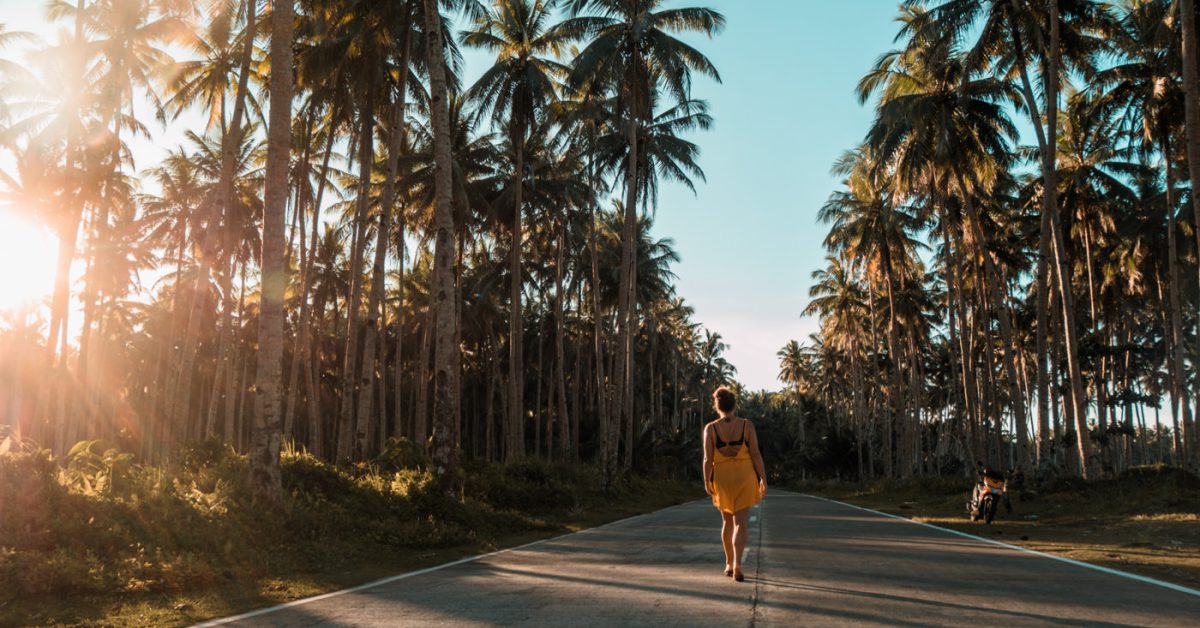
192, 499, 708, 627
805, 493, 1200, 599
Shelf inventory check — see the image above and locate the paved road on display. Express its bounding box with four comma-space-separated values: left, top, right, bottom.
203, 491, 1200, 627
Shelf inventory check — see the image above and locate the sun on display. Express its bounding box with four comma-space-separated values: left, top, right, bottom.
0, 209, 60, 315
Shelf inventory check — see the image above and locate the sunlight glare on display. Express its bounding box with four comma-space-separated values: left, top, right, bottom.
0, 210, 59, 313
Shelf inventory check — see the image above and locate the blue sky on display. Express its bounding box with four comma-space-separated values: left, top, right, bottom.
635, 1, 902, 391
0, 0, 907, 391
469, 0, 905, 391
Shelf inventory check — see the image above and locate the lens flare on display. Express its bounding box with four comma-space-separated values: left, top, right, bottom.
0, 210, 59, 313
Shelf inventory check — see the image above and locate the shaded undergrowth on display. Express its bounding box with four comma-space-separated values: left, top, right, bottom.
0, 439, 696, 626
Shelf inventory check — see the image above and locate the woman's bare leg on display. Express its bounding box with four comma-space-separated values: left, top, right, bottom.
720, 511, 734, 572
732, 508, 750, 577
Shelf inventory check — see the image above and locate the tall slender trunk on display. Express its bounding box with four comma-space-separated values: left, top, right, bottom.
953, 169, 1034, 473
357, 69, 409, 456
612, 116, 639, 480
1045, 0, 1092, 477
507, 123, 526, 461
486, 332, 497, 461
554, 214, 570, 460
285, 119, 335, 449
421, 0, 461, 491
226, 261, 247, 446
1034, 197, 1052, 467
393, 204, 407, 442
338, 89, 376, 460
1011, 0, 1088, 476
1083, 224, 1109, 470
250, 0, 294, 503
535, 319, 544, 457
882, 258, 906, 478
1164, 142, 1191, 468
171, 0, 258, 444
1180, 0, 1200, 471
283, 117, 315, 439
414, 312, 432, 444
588, 157, 609, 473
206, 255, 235, 438
44, 0, 88, 449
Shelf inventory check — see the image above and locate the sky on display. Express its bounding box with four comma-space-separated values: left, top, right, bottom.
467, 1, 905, 391
635, 1, 902, 391
0, 0, 907, 392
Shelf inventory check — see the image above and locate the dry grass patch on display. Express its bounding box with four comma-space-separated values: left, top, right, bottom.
797, 466, 1200, 590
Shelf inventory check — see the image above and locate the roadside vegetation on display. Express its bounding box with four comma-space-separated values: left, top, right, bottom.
0, 440, 698, 627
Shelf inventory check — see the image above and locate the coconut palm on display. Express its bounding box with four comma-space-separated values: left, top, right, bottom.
462, 0, 569, 460
560, 0, 723, 476
250, 0, 295, 503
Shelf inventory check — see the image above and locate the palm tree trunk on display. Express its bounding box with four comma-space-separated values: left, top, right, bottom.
421, 0, 461, 491
393, 208, 407, 443
357, 79, 408, 457
535, 318, 544, 457
1164, 142, 1191, 468
206, 256, 235, 439
285, 120, 335, 449
1046, 0, 1093, 478
44, 0, 88, 455
1082, 224, 1110, 470
486, 332, 497, 461
227, 261, 247, 445
339, 87, 376, 460
953, 168, 1038, 473
507, 125, 526, 462
1180, 0, 1200, 471
882, 259, 906, 477
1034, 201, 1053, 467
170, 0, 258, 446
415, 312, 431, 444
588, 164, 609, 475
250, 0, 294, 503
554, 214, 570, 460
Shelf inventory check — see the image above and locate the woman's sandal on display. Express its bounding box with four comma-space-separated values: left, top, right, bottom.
724, 566, 733, 578
733, 569, 745, 582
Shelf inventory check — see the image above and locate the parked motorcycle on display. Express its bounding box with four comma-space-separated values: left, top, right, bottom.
968, 465, 1007, 524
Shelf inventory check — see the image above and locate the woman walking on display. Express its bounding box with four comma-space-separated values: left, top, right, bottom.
702, 386, 766, 582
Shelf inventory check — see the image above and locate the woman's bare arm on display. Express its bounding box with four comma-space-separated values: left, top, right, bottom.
747, 420, 766, 484
702, 423, 715, 493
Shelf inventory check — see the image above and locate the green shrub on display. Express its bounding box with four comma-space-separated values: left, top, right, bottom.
0, 548, 106, 595
0, 449, 64, 551
62, 440, 135, 497
375, 437, 431, 471
466, 458, 579, 512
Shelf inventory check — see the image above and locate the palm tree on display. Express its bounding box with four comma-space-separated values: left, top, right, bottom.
164, 0, 257, 443
901, 0, 1114, 477
462, 0, 567, 461
561, 0, 723, 477
860, 25, 1048, 475
421, 0, 465, 491
250, 0, 294, 504
820, 145, 927, 476
1176, 0, 1200, 470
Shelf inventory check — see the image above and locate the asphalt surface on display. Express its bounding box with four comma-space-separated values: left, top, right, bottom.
201, 490, 1200, 627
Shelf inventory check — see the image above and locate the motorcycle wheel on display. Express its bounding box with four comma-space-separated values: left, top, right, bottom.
984, 497, 996, 524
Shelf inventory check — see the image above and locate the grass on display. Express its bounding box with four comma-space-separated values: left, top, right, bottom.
793, 465, 1200, 590
0, 440, 700, 627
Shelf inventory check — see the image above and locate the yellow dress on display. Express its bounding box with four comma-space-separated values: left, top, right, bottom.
710, 421, 761, 514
